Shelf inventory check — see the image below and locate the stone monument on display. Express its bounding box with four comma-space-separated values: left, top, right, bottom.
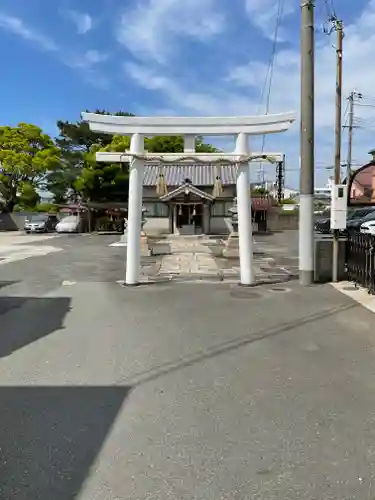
139, 206, 151, 256
113, 207, 151, 256
223, 198, 240, 258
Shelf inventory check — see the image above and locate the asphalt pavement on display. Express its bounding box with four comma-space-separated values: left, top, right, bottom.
1, 232, 375, 499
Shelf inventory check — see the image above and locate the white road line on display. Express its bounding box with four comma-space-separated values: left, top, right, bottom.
0, 245, 62, 265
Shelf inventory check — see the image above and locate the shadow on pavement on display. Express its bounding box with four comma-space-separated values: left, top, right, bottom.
0, 213, 19, 231
0, 281, 19, 290
122, 301, 358, 388
0, 386, 131, 500
0, 296, 71, 357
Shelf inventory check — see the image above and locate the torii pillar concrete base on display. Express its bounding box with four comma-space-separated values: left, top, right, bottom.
223, 233, 240, 258
140, 233, 151, 256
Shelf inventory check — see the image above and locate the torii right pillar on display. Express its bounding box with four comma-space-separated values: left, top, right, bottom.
234, 133, 254, 286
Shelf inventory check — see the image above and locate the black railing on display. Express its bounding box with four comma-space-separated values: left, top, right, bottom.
346, 232, 375, 294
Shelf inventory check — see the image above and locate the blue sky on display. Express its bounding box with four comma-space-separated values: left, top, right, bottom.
1, 0, 375, 189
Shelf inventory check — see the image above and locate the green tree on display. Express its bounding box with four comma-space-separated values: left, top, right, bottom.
0, 123, 60, 212
251, 187, 268, 196
56, 109, 134, 154
144, 135, 220, 153
16, 182, 41, 210
47, 110, 134, 203
46, 168, 76, 205
73, 144, 130, 202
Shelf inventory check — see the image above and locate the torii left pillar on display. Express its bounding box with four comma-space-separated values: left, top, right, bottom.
125, 133, 144, 285
235, 133, 254, 285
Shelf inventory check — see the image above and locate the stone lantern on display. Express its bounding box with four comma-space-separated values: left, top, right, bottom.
223, 197, 240, 257
140, 206, 147, 235
116, 206, 149, 255
227, 197, 239, 235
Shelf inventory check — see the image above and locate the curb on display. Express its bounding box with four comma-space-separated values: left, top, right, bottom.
331, 281, 375, 314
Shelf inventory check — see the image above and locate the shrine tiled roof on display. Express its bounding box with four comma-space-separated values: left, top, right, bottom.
143, 164, 238, 187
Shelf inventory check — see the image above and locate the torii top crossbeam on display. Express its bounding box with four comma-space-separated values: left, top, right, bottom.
81, 112, 296, 136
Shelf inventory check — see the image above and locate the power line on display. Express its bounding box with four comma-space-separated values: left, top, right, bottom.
257, 0, 285, 184
341, 99, 350, 128
356, 93, 375, 102
323, 0, 337, 19
258, 0, 285, 111
356, 103, 375, 108
345, 91, 363, 180
286, 168, 341, 172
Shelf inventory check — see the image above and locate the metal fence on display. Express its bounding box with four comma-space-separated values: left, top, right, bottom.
346, 232, 375, 294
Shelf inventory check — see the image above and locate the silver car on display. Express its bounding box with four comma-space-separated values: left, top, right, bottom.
24, 214, 59, 233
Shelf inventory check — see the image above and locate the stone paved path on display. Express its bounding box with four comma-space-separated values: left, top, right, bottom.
155, 235, 296, 283
157, 236, 221, 279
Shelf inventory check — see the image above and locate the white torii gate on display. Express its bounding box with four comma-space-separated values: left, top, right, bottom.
82, 112, 296, 286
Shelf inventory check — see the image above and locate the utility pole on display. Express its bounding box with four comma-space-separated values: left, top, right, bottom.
346, 90, 362, 182
332, 19, 343, 283
299, 0, 315, 286
346, 91, 354, 183
276, 157, 285, 203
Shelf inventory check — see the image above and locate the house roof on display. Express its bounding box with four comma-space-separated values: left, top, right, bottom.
159, 182, 215, 202
143, 164, 237, 186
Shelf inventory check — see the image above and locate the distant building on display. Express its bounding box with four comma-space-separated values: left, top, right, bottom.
349, 150, 375, 205
269, 184, 299, 200
314, 177, 334, 200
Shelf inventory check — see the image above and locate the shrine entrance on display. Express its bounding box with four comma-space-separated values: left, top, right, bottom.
159, 180, 214, 235
175, 203, 203, 235
82, 112, 296, 285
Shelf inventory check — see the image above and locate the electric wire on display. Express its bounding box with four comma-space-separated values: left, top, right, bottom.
323, 0, 337, 20
342, 100, 350, 128
257, 0, 285, 184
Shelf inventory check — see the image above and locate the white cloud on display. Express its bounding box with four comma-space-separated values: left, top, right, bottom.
66, 49, 110, 89
116, 0, 225, 64
0, 12, 58, 51
244, 0, 296, 40
229, 0, 375, 178
65, 10, 93, 35
67, 50, 108, 69
124, 0, 375, 184
82, 72, 111, 90
0, 11, 108, 89
125, 62, 259, 116
229, 0, 375, 133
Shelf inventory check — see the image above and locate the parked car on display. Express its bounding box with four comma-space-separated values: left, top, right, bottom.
360, 220, 375, 235
55, 215, 80, 233
314, 207, 373, 234
315, 217, 332, 234
314, 209, 332, 234
346, 208, 375, 233
24, 214, 59, 233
